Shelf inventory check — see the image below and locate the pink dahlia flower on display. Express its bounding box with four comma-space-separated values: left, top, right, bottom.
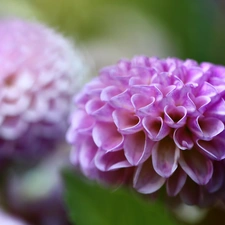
0, 19, 84, 162
67, 56, 225, 205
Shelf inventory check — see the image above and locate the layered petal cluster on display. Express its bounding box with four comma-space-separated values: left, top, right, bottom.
0, 19, 84, 162
67, 56, 225, 205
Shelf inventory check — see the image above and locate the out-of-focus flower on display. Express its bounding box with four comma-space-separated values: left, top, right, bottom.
0, 19, 85, 163
0, 210, 29, 225
67, 56, 225, 206
4, 144, 72, 225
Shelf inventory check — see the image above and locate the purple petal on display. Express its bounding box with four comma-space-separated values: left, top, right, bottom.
197, 81, 217, 98
123, 131, 154, 165
174, 66, 204, 86
173, 126, 194, 150
77, 137, 98, 176
206, 162, 224, 193
143, 116, 170, 141
92, 122, 124, 151
152, 137, 179, 178
179, 149, 213, 185
112, 109, 142, 134
197, 131, 225, 160
0, 117, 28, 140
188, 116, 224, 140
166, 86, 196, 113
194, 96, 211, 113
164, 105, 187, 128
69, 110, 95, 133
85, 99, 114, 122
95, 150, 131, 171
100, 85, 121, 102
180, 178, 201, 205
130, 84, 163, 101
133, 158, 166, 194
117, 59, 131, 71
131, 93, 155, 111
131, 56, 151, 67
109, 89, 133, 110
166, 167, 187, 196
97, 167, 134, 186
205, 98, 225, 120
186, 67, 204, 84
129, 67, 153, 86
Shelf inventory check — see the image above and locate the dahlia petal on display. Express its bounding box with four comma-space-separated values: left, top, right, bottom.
86, 99, 113, 122
183, 92, 197, 114
1, 95, 30, 116
0, 117, 28, 140
16, 71, 35, 90
130, 84, 163, 101
189, 117, 224, 140
133, 159, 166, 194
167, 86, 196, 113
205, 98, 225, 120
131, 93, 154, 111
174, 66, 203, 86
112, 109, 142, 134
161, 85, 177, 96
187, 67, 204, 85
151, 72, 172, 86
164, 105, 187, 128
197, 81, 217, 98
97, 167, 134, 186
179, 150, 213, 185
194, 96, 211, 113
69, 110, 95, 133
92, 122, 124, 151
136, 99, 156, 116
108, 67, 131, 86
123, 131, 154, 165
180, 178, 201, 205
200, 62, 212, 72
131, 56, 151, 67
72, 110, 93, 130
75, 91, 89, 107
117, 59, 131, 71
152, 137, 179, 178
109, 89, 133, 110
77, 137, 98, 176
197, 131, 225, 160
142, 116, 170, 141
206, 162, 224, 193
95, 150, 131, 171
174, 127, 194, 150
129, 67, 152, 86
100, 86, 121, 102
23, 96, 48, 122
166, 167, 187, 196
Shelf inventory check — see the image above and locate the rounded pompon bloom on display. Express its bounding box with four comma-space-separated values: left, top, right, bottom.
0, 19, 85, 162
67, 56, 225, 206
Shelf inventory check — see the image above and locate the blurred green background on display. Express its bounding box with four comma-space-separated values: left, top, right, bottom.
1, 0, 225, 71
1, 1, 225, 224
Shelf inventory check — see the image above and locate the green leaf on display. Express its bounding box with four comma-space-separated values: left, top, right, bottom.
64, 171, 178, 225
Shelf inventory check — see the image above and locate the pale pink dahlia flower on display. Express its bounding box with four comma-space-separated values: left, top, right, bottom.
0, 19, 83, 162
67, 56, 225, 205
